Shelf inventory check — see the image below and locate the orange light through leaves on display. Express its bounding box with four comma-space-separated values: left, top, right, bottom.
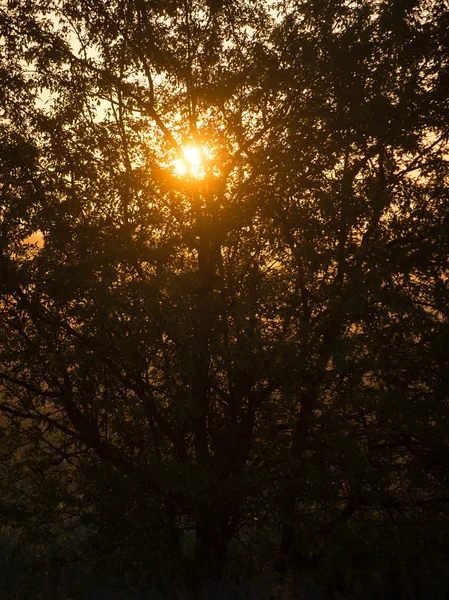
174, 144, 209, 178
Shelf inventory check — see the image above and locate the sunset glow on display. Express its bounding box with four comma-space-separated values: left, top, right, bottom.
174, 144, 209, 178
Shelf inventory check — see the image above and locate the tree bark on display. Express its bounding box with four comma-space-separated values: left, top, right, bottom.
194, 503, 235, 578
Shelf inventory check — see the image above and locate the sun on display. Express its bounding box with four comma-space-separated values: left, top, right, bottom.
174, 144, 209, 178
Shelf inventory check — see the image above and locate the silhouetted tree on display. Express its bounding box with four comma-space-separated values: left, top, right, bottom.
0, 0, 448, 587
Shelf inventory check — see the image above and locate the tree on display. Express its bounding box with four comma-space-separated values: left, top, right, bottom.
1, 0, 449, 588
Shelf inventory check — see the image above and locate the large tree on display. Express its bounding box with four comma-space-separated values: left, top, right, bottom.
1, 0, 449, 587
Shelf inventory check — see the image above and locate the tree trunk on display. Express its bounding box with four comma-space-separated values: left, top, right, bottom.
278, 390, 316, 572
194, 508, 231, 578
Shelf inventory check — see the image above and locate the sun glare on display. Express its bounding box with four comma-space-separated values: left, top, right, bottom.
174, 144, 208, 178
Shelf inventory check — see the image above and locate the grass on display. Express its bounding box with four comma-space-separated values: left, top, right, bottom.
1, 530, 448, 600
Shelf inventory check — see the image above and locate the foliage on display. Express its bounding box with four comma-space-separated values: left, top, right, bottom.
1, 0, 449, 590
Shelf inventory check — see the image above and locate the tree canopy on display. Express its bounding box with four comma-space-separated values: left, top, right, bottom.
1, 0, 449, 592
